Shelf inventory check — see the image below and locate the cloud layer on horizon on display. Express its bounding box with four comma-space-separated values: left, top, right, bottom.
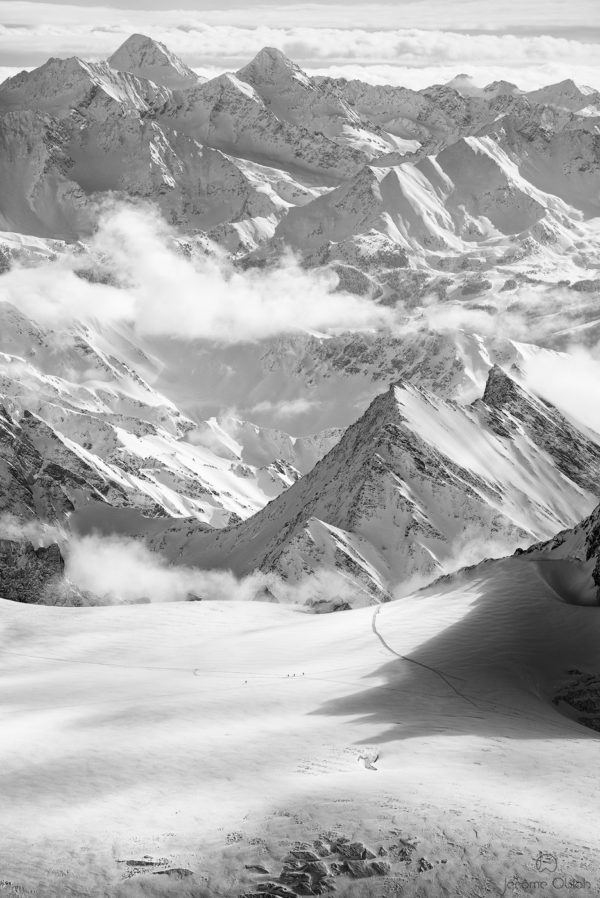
0, 2, 598, 91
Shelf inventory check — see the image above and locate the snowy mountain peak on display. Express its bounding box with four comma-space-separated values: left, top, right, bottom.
238, 46, 313, 89
545, 78, 593, 95
108, 33, 201, 89
202, 71, 261, 101
445, 74, 480, 96
483, 79, 520, 97
446, 74, 521, 99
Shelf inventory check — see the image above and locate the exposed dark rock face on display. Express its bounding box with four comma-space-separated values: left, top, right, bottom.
479, 366, 600, 495
481, 365, 523, 408
0, 537, 63, 602
0, 537, 87, 604
571, 279, 600, 292
151, 868, 193, 878
334, 841, 376, 860
554, 670, 600, 734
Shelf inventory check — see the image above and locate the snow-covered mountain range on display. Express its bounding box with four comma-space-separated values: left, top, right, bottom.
1, 33, 599, 255
0, 34, 599, 607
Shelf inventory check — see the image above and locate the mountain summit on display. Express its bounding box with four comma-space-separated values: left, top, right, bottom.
108, 33, 201, 89
237, 46, 313, 89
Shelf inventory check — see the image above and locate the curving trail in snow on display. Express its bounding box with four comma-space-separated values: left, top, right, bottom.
371, 603, 476, 705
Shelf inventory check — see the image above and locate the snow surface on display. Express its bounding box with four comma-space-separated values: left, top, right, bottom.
1, 554, 600, 894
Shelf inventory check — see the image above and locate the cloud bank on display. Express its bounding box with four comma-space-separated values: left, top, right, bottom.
0, 6, 598, 91
66, 532, 274, 602
0, 203, 392, 343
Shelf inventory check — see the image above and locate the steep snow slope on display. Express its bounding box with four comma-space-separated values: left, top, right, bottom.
108, 33, 202, 90
1, 549, 599, 895
151, 368, 600, 604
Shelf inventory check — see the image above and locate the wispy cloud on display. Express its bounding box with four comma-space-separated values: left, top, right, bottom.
250, 398, 319, 418
65, 532, 274, 602
520, 347, 600, 436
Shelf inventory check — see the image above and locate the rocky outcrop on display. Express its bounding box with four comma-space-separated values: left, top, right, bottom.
554, 669, 600, 733
241, 835, 391, 897
0, 537, 88, 604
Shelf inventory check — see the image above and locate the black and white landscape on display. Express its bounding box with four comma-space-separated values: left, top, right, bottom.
1, 2, 600, 895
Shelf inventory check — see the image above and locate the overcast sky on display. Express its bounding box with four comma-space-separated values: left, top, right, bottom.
1, 0, 598, 89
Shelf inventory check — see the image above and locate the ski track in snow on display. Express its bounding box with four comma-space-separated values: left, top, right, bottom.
371, 603, 478, 705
